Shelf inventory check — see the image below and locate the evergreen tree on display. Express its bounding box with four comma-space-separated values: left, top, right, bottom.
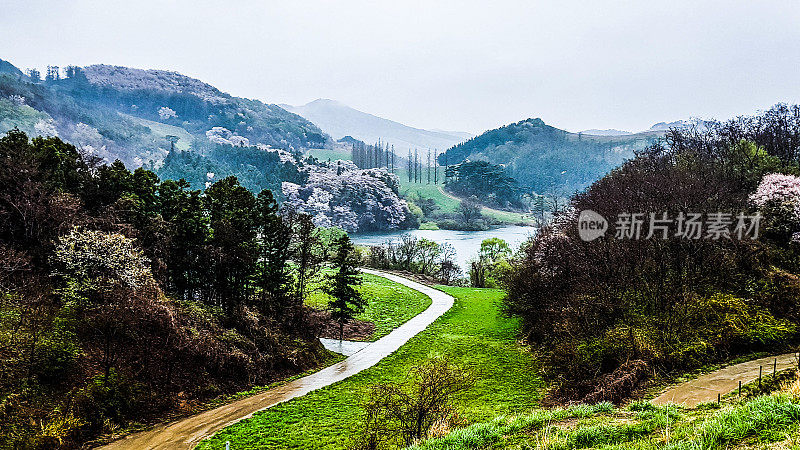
325, 235, 365, 340
205, 176, 257, 312
292, 213, 323, 308
427, 149, 431, 184
434, 150, 438, 184
407, 150, 413, 182
255, 189, 294, 319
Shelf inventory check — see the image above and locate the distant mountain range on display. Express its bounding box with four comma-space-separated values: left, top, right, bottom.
280, 99, 471, 153
580, 120, 693, 136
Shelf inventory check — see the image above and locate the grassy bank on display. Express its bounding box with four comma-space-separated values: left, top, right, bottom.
410, 373, 800, 450
305, 272, 432, 341
197, 286, 543, 449
396, 169, 532, 225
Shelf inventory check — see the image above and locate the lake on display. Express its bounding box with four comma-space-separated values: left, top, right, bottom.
351, 225, 537, 271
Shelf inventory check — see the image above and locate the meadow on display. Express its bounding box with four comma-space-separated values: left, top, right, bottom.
197, 286, 543, 449
305, 272, 432, 341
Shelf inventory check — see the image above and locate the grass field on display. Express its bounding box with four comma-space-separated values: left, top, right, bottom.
411, 392, 800, 449
121, 113, 194, 151
197, 286, 543, 449
305, 272, 431, 341
395, 168, 532, 225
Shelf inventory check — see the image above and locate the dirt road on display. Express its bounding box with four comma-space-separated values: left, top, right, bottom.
99, 269, 453, 449
652, 353, 798, 407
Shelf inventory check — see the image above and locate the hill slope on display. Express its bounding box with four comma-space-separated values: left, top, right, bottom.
439, 118, 662, 194
0, 59, 327, 167
281, 99, 470, 153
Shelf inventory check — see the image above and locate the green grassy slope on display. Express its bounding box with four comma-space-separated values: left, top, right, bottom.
410, 393, 800, 450
197, 286, 543, 449
305, 272, 432, 341
396, 168, 532, 224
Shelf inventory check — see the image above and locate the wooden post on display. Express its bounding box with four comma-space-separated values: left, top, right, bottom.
717, 393, 720, 404
759, 366, 762, 387
739, 380, 742, 398
774, 358, 777, 376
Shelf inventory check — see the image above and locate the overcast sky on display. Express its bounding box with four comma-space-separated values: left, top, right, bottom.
2, 1, 799, 135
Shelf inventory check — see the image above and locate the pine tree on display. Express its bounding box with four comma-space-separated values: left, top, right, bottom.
414, 150, 419, 183
427, 150, 431, 184
434, 150, 438, 184
325, 235, 365, 340
407, 150, 413, 182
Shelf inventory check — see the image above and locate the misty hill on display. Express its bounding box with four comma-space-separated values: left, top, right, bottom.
0, 59, 327, 168
439, 118, 663, 194
281, 99, 471, 153
579, 128, 632, 136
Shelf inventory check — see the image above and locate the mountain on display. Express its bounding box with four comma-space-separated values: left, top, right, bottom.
649, 120, 691, 131
580, 128, 632, 136
280, 99, 471, 153
439, 118, 663, 194
0, 59, 327, 168
0, 59, 25, 79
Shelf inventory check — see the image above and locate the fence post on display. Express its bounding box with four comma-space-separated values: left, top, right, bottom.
717, 393, 720, 404
759, 365, 762, 387
739, 380, 742, 398
774, 358, 777, 377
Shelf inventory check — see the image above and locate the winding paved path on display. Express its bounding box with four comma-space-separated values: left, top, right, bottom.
99, 269, 454, 449
652, 353, 798, 407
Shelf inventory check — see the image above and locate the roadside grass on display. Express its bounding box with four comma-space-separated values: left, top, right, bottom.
305, 272, 432, 341
411, 392, 800, 450
197, 286, 543, 449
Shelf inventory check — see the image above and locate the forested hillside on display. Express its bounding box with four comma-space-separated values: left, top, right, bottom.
0, 60, 326, 167
0, 130, 354, 447
505, 104, 800, 403
439, 118, 662, 194
0, 59, 416, 232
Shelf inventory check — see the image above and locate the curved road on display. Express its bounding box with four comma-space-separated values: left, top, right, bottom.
99, 269, 453, 449
652, 353, 798, 407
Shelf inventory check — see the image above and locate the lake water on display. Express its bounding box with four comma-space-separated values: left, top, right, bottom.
351, 225, 537, 271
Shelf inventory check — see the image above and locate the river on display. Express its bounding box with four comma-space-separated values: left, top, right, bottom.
350, 225, 537, 271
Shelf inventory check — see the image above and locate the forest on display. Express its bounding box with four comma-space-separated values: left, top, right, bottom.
504, 104, 800, 403
0, 129, 366, 447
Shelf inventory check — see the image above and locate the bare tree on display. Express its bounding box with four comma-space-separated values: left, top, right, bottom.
456, 197, 482, 225
354, 358, 473, 448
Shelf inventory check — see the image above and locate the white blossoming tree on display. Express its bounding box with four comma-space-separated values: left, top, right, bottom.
750, 173, 800, 239
52, 227, 154, 293
282, 166, 416, 232
158, 106, 177, 120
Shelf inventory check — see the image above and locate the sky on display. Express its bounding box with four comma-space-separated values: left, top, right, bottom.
2, 1, 799, 135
